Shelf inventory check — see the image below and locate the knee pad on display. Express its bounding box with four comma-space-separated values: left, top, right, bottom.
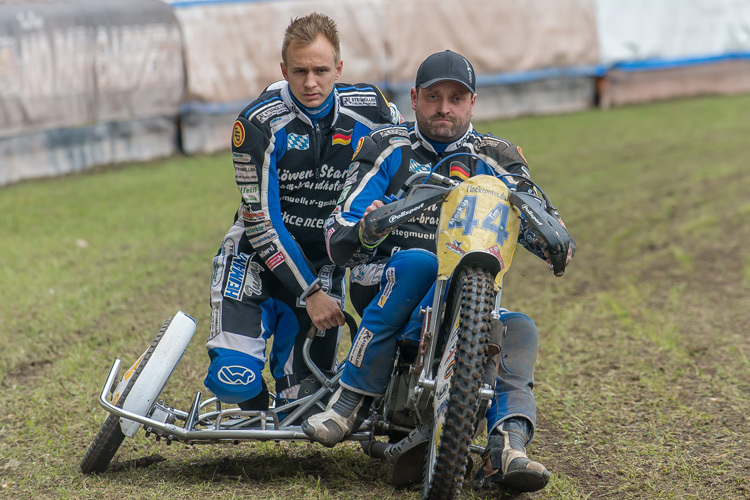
204, 348, 264, 404
498, 312, 539, 378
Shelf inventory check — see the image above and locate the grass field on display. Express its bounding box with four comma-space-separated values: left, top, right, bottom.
1, 93, 749, 500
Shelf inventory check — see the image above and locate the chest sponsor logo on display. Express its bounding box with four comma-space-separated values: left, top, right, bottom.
409, 159, 432, 173
256, 102, 287, 123
341, 95, 377, 107
235, 163, 258, 182
240, 184, 260, 203
233, 152, 251, 163
232, 121, 245, 147
287, 133, 310, 151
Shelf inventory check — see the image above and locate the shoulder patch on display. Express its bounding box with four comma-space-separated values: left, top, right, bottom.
341, 95, 377, 107
252, 102, 287, 123
233, 121, 245, 147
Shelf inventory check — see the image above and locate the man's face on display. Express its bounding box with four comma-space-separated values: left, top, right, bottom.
281, 35, 342, 108
411, 81, 475, 143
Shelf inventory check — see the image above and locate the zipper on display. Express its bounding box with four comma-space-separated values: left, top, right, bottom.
313, 122, 321, 179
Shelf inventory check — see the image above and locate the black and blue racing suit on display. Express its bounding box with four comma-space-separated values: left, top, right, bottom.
325, 120, 570, 436
205, 81, 401, 405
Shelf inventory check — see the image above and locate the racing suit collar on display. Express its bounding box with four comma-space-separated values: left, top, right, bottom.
280, 84, 340, 129
414, 121, 474, 154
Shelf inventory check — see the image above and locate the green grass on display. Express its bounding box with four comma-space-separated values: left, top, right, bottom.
2, 94, 750, 499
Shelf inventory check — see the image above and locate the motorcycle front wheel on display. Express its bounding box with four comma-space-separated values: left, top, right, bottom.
422, 266, 495, 500
80, 316, 174, 474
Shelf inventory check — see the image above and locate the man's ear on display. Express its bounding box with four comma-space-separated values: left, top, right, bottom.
410, 87, 418, 111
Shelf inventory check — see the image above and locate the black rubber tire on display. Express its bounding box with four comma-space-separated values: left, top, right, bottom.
80, 316, 173, 474
422, 266, 495, 500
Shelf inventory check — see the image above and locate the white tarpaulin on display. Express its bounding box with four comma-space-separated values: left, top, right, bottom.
595, 0, 750, 66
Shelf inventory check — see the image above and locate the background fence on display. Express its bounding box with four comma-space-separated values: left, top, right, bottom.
2, 0, 749, 185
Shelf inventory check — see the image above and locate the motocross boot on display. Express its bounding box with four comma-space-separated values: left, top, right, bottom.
301, 387, 371, 447
474, 417, 550, 492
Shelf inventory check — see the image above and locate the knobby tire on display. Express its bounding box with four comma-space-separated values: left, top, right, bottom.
80, 316, 174, 474
422, 266, 495, 500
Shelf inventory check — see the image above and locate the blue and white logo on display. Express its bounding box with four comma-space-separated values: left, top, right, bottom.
287, 133, 310, 151
217, 365, 256, 385
409, 159, 431, 173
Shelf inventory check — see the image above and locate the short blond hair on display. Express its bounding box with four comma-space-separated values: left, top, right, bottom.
282, 12, 340, 65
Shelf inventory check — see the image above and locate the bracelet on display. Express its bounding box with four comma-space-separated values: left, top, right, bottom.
306, 286, 323, 299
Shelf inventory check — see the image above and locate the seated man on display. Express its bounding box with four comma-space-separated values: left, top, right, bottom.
303, 50, 574, 493
204, 13, 401, 414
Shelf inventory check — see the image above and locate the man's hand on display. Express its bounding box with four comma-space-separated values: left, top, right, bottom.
305, 288, 345, 332
361, 199, 385, 222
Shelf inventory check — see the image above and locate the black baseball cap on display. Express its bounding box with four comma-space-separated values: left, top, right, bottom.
415, 50, 476, 94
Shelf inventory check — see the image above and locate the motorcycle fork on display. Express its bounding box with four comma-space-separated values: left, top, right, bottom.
407, 278, 449, 413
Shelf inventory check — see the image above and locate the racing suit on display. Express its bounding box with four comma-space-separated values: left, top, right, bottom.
325, 120, 566, 435
205, 82, 401, 405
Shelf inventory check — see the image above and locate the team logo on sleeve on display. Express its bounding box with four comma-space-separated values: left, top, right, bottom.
352, 137, 365, 159
517, 146, 528, 164
232, 121, 245, 147
287, 133, 309, 150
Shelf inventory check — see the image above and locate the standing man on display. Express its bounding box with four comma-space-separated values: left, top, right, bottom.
205, 13, 401, 414
303, 50, 574, 493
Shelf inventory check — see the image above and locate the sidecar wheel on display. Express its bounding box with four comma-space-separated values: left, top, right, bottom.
80, 316, 174, 474
422, 266, 495, 500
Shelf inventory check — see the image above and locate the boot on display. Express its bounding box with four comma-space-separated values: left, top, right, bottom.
474, 417, 550, 492
301, 387, 371, 447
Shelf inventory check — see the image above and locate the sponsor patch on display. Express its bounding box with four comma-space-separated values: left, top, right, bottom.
232, 121, 245, 147
389, 137, 410, 146
332, 129, 352, 146
255, 102, 287, 123
348, 327, 374, 367
353, 137, 365, 159
378, 267, 396, 307
240, 184, 260, 203
266, 251, 286, 270
377, 126, 409, 138
341, 95, 377, 107
449, 161, 469, 180
478, 136, 501, 149
217, 365, 256, 386
242, 208, 267, 223
224, 252, 250, 300
245, 222, 269, 236
259, 243, 276, 258
446, 239, 466, 256
209, 304, 221, 340
233, 152, 251, 163
487, 244, 505, 269
211, 254, 224, 287
517, 146, 528, 164
248, 229, 278, 247
287, 133, 310, 151
336, 184, 352, 204
235, 163, 259, 182
409, 159, 431, 173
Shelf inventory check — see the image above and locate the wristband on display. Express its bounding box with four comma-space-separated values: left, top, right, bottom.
306, 286, 323, 299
